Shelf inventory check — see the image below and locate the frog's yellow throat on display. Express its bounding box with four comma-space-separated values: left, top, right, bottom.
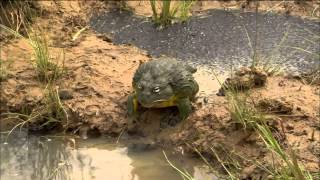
133, 94, 177, 109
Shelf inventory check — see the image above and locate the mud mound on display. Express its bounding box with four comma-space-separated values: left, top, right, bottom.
217, 66, 268, 96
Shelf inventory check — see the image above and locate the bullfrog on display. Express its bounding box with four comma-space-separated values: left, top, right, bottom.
127, 58, 199, 120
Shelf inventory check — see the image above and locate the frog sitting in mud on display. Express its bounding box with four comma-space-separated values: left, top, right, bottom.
127, 58, 199, 121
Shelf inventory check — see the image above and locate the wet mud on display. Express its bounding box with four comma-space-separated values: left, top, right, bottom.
90, 9, 320, 74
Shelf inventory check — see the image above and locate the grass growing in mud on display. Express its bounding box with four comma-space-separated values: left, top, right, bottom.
150, 0, 195, 27
29, 31, 65, 83
0, 25, 65, 83
224, 89, 314, 179
227, 91, 264, 130
2, 85, 69, 141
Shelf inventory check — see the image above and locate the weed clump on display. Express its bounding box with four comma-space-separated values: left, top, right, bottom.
2, 85, 69, 138
29, 31, 65, 83
150, 0, 195, 27
223, 88, 314, 179
0, 25, 65, 83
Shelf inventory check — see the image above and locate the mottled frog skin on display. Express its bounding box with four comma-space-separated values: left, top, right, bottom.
127, 58, 199, 120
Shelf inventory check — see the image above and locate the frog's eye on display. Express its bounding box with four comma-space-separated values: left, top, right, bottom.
153, 87, 160, 93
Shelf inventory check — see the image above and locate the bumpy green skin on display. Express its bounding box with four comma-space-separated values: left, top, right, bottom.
127, 58, 199, 120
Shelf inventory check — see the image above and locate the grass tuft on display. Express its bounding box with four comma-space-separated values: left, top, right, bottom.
227, 91, 262, 129
150, 0, 195, 27
0, 24, 65, 83
30, 30, 65, 83
225, 88, 314, 179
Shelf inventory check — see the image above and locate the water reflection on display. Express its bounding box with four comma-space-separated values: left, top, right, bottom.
0, 131, 214, 180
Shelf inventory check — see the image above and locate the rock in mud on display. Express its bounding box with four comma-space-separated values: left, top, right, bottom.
257, 98, 293, 114
58, 89, 73, 100
217, 67, 267, 96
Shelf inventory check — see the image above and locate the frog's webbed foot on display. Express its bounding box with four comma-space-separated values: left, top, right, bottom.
177, 98, 192, 121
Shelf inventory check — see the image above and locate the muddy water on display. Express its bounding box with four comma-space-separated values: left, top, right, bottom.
0, 131, 216, 180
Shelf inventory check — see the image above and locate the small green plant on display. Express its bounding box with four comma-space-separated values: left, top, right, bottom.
227, 91, 263, 129
0, 25, 65, 83
256, 123, 313, 180
41, 85, 69, 129
150, 0, 195, 27
30, 31, 65, 83
178, 0, 194, 22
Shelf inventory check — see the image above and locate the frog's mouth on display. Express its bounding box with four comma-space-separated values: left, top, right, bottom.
140, 96, 177, 108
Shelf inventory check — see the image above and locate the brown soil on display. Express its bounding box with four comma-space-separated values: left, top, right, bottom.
0, 1, 319, 178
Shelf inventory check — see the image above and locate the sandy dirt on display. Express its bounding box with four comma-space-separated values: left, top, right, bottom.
0, 1, 319, 178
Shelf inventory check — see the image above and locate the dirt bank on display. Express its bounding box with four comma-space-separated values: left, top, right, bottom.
0, 1, 319, 178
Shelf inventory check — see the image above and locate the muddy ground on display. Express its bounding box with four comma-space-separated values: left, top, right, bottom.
0, 1, 319, 178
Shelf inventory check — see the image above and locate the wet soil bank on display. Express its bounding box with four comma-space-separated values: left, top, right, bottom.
0, 1, 319, 178
90, 9, 320, 74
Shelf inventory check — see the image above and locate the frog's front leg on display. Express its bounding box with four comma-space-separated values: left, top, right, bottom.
127, 93, 140, 133
127, 93, 139, 116
177, 98, 192, 120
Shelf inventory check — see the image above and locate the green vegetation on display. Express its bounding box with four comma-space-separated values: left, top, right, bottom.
42, 85, 69, 129
224, 89, 314, 179
227, 91, 263, 130
2, 85, 68, 141
0, 25, 65, 83
256, 123, 313, 180
0, 2, 67, 136
150, 0, 195, 27
29, 31, 65, 83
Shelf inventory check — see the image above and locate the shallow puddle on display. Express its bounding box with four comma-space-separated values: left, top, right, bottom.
0, 131, 216, 180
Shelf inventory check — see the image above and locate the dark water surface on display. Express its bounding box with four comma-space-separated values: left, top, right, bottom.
90, 9, 319, 74
0, 131, 215, 180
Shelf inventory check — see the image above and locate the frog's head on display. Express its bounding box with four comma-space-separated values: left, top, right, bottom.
132, 58, 198, 108
133, 69, 175, 107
